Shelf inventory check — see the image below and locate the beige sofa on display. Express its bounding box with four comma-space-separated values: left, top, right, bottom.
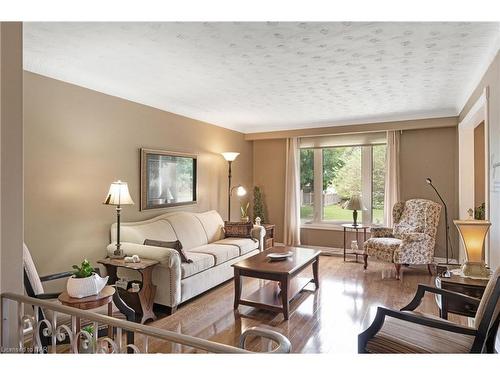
106, 210, 265, 312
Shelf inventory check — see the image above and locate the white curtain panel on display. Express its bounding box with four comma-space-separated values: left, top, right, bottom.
384, 131, 401, 227
284, 137, 301, 246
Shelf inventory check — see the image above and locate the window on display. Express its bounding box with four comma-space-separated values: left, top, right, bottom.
300, 142, 386, 226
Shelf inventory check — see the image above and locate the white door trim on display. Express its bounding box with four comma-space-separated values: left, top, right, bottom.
457, 87, 490, 264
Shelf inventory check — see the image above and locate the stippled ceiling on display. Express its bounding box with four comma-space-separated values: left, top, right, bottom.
23, 22, 500, 133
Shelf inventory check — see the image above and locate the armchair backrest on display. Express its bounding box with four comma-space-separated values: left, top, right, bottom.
393, 199, 441, 238
474, 267, 500, 336
23, 243, 44, 297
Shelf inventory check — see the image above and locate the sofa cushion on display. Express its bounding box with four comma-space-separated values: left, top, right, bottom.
214, 237, 259, 255
195, 211, 225, 243
115, 219, 177, 244
180, 252, 216, 279
188, 244, 240, 265
166, 212, 208, 251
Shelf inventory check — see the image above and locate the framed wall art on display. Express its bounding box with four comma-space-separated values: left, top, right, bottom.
140, 148, 197, 210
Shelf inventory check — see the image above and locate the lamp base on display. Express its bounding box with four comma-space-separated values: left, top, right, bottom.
462, 261, 489, 278
110, 247, 125, 259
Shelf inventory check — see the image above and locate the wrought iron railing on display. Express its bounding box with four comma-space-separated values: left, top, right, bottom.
0, 292, 291, 354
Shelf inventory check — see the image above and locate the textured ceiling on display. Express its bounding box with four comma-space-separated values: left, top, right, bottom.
23, 22, 500, 133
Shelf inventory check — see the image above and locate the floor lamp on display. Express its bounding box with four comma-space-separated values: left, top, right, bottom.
221, 152, 240, 221
426, 177, 453, 264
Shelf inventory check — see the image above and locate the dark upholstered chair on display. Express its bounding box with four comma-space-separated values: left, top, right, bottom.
358, 267, 500, 353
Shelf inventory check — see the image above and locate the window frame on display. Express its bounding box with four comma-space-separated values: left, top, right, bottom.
300, 143, 386, 228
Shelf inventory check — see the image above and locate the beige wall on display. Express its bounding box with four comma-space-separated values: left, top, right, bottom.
459, 52, 500, 269
1, 22, 24, 346
253, 139, 287, 241
252, 125, 459, 259
24, 72, 253, 288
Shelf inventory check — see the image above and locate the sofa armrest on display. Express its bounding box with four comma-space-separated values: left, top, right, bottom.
106, 242, 181, 268
371, 227, 394, 238
251, 225, 267, 251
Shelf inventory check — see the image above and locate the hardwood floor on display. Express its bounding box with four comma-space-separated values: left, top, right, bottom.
137, 255, 466, 353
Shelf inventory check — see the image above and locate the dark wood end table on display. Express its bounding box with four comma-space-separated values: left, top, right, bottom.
435, 273, 488, 319
58, 285, 115, 338
342, 224, 369, 267
98, 257, 159, 324
232, 246, 320, 320
262, 224, 276, 250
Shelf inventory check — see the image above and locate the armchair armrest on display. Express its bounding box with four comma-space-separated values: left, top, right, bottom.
35, 292, 62, 300
106, 242, 181, 268
401, 284, 481, 312
370, 227, 394, 238
358, 306, 477, 353
39, 271, 74, 282
400, 232, 431, 242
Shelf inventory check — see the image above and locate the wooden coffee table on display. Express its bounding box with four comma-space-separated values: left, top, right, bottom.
232, 246, 320, 319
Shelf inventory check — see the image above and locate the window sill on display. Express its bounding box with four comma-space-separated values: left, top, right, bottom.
300, 223, 373, 232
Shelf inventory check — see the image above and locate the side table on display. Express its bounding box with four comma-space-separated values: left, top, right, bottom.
342, 224, 369, 266
98, 257, 159, 323
58, 285, 115, 339
435, 273, 488, 319
262, 224, 275, 250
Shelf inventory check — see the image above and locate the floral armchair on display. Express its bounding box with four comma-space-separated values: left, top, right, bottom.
363, 199, 442, 279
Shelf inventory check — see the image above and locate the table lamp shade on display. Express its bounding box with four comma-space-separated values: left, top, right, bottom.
221, 152, 240, 162
104, 180, 134, 206
454, 218, 491, 277
344, 195, 366, 211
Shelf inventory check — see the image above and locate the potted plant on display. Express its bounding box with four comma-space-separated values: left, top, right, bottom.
79, 325, 94, 354
240, 202, 250, 222
66, 259, 108, 299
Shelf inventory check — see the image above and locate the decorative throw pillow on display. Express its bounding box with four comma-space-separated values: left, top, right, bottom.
143, 239, 193, 263
223, 221, 253, 238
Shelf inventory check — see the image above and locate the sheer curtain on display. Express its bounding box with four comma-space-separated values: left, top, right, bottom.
284, 137, 301, 246
384, 130, 401, 227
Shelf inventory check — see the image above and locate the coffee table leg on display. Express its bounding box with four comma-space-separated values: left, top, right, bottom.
312, 256, 319, 289
280, 275, 289, 320
233, 269, 242, 310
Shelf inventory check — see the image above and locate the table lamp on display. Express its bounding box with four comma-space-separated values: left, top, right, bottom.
343, 194, 366, 227
104, 180, 134, 258
454, 209, 491, 278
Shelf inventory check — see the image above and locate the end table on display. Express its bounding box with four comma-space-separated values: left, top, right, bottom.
342, 224, 369, 266
58, 285, 115, 339
98, 257, 159, 324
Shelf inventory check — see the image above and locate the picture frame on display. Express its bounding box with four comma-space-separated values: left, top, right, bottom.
140, 148, 197, 210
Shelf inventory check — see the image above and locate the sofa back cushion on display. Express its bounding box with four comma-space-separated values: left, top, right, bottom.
194, 211, 225, 243
166, 212, 208, 251
114, 218, 177, 244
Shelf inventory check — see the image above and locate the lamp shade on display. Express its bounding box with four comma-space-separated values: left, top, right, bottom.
236, 186, 247, 197
454, 218, 490, 277
343, 195, 366, 211
103, 180, 134, 206
221, 152, 240, 162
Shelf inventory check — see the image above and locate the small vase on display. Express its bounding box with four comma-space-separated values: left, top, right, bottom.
66, 273, 109, 298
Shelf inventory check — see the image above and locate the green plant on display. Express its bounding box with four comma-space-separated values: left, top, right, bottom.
240, 201, 249, 219
72, 259, 94, 279
475, 202, 486, 220
81, 325, 94, 336
253, 186, 266, 223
